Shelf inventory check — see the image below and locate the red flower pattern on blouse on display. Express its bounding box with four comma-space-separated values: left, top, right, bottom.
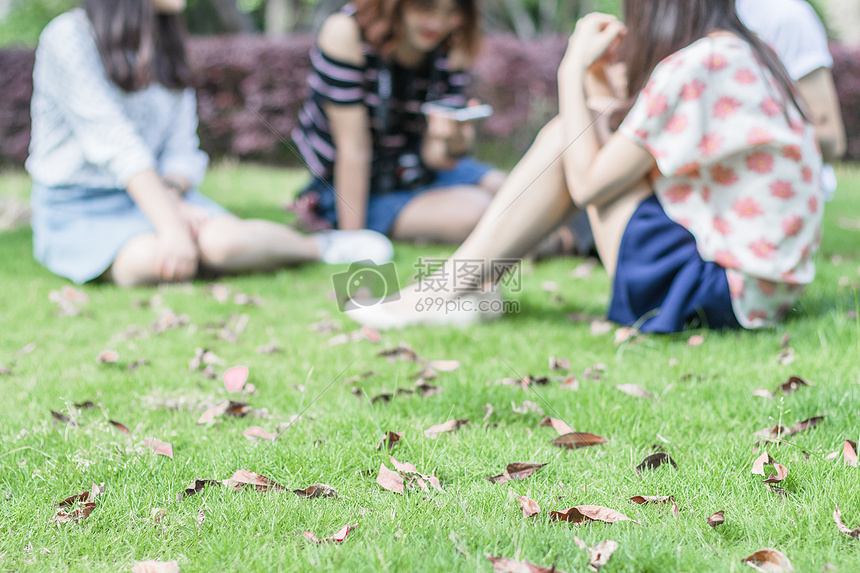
760, 96, 781, 117
782, 145, 802, 162
770, 181, 796, 200
698, 133, 724, 157
714, 96, 742, 119
713, 216, 732, 235
745, 152, 774, 174
666, 114, 689, 134
782, 214, 803, 237
733, 197, 763, 219
750, 238, 777, 259
664, 183, 693, 203
711, 165, 739, 186
680, 79, 706, 101
734, 68, 757, 84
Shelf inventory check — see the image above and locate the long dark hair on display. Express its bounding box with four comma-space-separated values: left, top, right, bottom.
84, 0, 193, 92
622, 0, 804, 117
353, 0, 482, 62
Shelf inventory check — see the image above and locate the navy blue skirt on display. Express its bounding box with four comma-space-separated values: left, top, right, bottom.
607, 196, 741, 333
303, 157, 493, 235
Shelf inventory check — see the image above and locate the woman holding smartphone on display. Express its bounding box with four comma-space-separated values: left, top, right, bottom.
291, 0, 505, 243
27, 0, 392, 286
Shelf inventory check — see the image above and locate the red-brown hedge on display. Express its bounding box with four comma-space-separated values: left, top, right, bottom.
1, 35, 858, 167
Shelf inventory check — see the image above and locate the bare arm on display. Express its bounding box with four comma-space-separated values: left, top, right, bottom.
559, 15, 655, 208
318, 13, 371, 230
796, 67, 846, 162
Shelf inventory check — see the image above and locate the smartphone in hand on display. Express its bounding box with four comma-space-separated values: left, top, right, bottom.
421, 101, 494, 122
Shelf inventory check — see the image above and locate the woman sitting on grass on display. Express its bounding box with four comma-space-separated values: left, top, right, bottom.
27, 0, 392, 287
290, 0, 506, 243
347, 0, 823, 332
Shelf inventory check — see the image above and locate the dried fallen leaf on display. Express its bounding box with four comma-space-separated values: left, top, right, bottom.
635, 453, 677, 475
109, 420, 130, 436
50, 502, 95, 524
777, 347, 795, 366
96, 350, 119, 364
223, 365, 249, 393
488, 462, 547, 484
753, 387, 775, 399
427, 359, 460, 372
752, 451, 775, 475
177, 479, 220, 501
561, 375, 580, 391
255, 342, 282, 354
687, 334, 704, 347
222, 469, 285, 492
551, 505, 636, 525
376, 463, 404, 494
379, 343, 419, 362
754, 425, 790, 441
630, 495, 674, 505
517, 495, 541, 518
131, 560, 180, 573
844, 440, 858, 467
574, 536, 619, 572
378, 431, 403, 450
141, 438, 173, 459
73, 401, 94, 409
225, 401, 252, 417
292, 484, 339, 499
833, 504, 860, 539
788, 416, 825, 436
424, 419, 469, 439
197, 401, 229, 424
196, 508, 205, 525
706, 510, 725, 527
485, 554, 567, 573
512, 400, 543, 415
242, 426, 276, 441
762, 464, 788, 484
549, 356, 570, 371
616, 384, 654, 399
614, 327, 639, 345
553, 432, 607, 449
777, 376, 813, 396
51, 410, 73, 425
590, 320, 613, 336
539, 416, 575, 436
302, 524, 357, 543
742, 548, 795, 572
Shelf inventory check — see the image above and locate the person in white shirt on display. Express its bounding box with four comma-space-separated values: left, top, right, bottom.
737, 0, 846, 199
27, 0, 392, 286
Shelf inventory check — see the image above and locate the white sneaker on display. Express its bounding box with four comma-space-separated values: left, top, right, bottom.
314, 230, 394, 265
345, 289, 504, 330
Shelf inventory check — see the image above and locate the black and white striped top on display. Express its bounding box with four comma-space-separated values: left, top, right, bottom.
292, 6, 469, 190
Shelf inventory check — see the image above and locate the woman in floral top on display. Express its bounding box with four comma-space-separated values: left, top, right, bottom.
346, 0, 822, 332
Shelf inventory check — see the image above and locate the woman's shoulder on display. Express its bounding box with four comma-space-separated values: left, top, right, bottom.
39, 8, 91, 45
318, 11, 365, 65
660, 35, 752, 71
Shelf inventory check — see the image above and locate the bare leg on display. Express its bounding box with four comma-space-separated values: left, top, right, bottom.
385, 118, 579, 311
197, 215, 319, 274
477, 169, 506, 196
390, 186, 492, 243
104, 233, 165, 287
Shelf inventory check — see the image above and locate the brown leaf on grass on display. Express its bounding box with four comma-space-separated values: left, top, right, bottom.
616, 384, 654, 399
485, 554, 567, 573
222, 469, 286, 492
788, 416, 825, 436
378, 431, 403, 450
210, 283, 230, 302
152, 311, 189, 333
95, 349, 119, 364
57, 483, 103, 508
707, 510, 725, 527
844, 440, 858, 466
762, 464, 788, 484
73, 401, 94, 409
754, 425, 790, 442
197, 401, 229, 424
302, 524, 357, 543
777, 347, 795, 366
378, 343, 419, 362
553, 432, 607, 449
225, 401, 252, 417
390, 456, 421, 474
574, 537, 619, 572
223, 366, 249, 393
488, 462, 547, 484
630, 495, 674, 505
551, 505, 636, 525
131, 560, 180, 573
109, 420, 130, 435
741, 548, 795, 572
427, 359, 460, 372
388, 456, 443, 492
561, 375, 579, 391
292, 484, 339, 499
415, 382, 443, 397
128, 359, 148, 371
51, 410, 75, 426
687, 334, 705, 347
517, 495, 541, 518
539, 417, 575, 436
177, 479, 220, 501
361, 326, 381, 342
752, 451, 775, 475
376, 464, 404, 494
833, 504, 860, 539
141, 437, 174, 459
371, 393, 393, 403
242, 426, 276, 441
255, 342, 282, 354
549, 356, 570, 371
50, 502, 96, 524
614, 327, 639, 345
778, 376, 813, 396
753, 387, 775, 399
424, 419, 469, 438
635, 453, 677, 475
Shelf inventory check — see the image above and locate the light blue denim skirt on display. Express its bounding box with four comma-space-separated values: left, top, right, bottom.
30, 184, 229, 284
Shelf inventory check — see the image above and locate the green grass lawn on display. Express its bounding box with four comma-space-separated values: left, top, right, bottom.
1, 163, 859, 572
